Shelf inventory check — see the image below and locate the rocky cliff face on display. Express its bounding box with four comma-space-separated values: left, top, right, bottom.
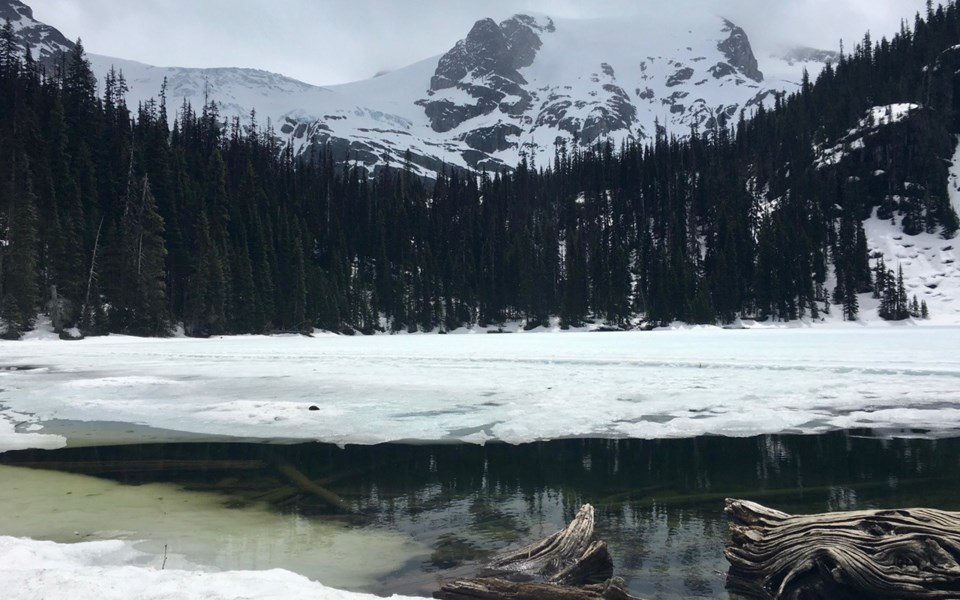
419, 15, 553, 135
718, 19, 764, 82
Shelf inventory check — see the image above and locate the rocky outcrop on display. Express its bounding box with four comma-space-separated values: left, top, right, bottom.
718, 19, 763, 82
666, 67, 695, 87
420, 15, 553, 134
461, 123, 523, 154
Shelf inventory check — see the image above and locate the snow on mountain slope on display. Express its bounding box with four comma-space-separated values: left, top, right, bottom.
0, 0, 71, 65
870, 135, 960, 323
290, 11, 800, 173
410, 12, 779, 169
85, 54, 336, 123
863, 210, 960, 323
7, 0, 828, 176
808, 104, 960, 324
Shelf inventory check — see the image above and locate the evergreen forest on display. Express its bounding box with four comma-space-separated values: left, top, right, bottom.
1, 2, 959, 338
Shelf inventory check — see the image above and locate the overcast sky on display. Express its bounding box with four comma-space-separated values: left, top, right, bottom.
29, 0, 927, 86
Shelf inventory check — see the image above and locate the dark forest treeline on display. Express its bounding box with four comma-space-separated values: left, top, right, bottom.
1, 4, 959, 338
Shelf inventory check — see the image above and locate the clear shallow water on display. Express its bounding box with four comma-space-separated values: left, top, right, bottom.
1, 431, 959, 599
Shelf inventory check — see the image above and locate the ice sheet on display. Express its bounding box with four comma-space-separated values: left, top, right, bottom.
2, 327, 959, 451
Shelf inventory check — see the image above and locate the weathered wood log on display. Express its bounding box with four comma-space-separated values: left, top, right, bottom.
484, 503, 612, 585
725, 498, 960, 599
435, 576, 639, 600
435, 504, 644, 600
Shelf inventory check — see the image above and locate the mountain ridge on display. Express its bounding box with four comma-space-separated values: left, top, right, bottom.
4, 0, 835, 176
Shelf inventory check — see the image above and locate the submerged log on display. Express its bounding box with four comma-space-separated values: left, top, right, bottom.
725, 498, 960, 599
275, 458, 357, 513
435, 504, 644, 600
0, 459, 268, 474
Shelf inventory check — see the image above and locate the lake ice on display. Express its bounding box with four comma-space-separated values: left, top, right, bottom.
2, 326, 959, 452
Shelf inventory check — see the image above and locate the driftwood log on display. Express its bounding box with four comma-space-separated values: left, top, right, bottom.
435, 504, 644, 600
725, 498, 960, 599
435, 577, 639, 600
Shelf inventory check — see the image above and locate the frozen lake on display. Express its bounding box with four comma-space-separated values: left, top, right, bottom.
2, 327, 960, 451
2, 327, 960, 599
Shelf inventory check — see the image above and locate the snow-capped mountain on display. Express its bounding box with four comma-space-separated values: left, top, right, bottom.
4, 0, 835, 176
0, 0, 71, 66
266, 11, 805, 174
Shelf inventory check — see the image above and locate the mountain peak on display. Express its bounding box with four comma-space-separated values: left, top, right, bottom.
429, 14, 550, 94
719, 18, 763, 82
1, 0, 73, 67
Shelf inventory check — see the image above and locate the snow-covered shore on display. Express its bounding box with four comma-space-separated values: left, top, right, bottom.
0, 536, 426, 600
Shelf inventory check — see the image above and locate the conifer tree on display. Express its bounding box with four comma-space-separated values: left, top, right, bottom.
0, 153, 40, 337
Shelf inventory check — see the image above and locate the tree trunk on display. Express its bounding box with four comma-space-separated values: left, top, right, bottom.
725, 498, 960, 599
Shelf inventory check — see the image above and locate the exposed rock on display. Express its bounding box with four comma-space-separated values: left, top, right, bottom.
709, 62, 737, 79
422, 14, 549, 134
429, 15, 548, 92
461, 123, 523, 153
421, 98, 490, 133
500, 15, 552, 70
666, 67, 695, 87
718, 19, 763, 82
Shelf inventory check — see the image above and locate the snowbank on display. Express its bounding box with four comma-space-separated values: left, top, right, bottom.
0, 536, 426, 600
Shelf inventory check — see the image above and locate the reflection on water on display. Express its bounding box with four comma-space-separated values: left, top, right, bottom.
2, 430, 959, 599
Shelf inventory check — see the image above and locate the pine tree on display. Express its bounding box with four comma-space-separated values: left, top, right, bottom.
896, 264, 909, 320
0, 19, 17, 75
119, 172, 169, 335
0, 153, 40, 337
